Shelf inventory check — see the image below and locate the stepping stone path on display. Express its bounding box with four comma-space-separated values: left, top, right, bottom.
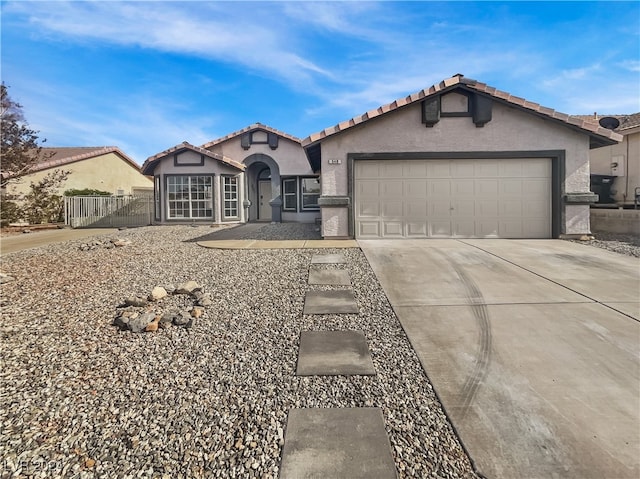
280, 253, 397, 478
279, 408, 397, 479
296, 330, 376, 376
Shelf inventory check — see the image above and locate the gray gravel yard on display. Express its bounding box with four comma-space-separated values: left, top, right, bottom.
0, 226, 477, 479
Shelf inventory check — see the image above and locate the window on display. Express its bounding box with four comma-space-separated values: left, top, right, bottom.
283, 178, 297, 211
300, 177, 320, 210
223, 176, 239, 219
167, 175, 213, 219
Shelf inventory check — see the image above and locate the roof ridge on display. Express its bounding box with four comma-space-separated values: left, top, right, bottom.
301, 74, 622, 146
201, 123, 302, 149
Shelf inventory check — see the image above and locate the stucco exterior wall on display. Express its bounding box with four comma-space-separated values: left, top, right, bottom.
589, 129, 640, 205
317, 100, 593, 237
207, 136, 314, 175
153, 153, 241, 176
7, 152, 152, 198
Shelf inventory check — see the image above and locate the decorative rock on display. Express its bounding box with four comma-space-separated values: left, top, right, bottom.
124, 296, 147, 307
175, 281, 202, 295
112, 238, 132, 247
149, 286, 168, 301
191, 307, 204, 318
159, 311, 178, 328
129, 312, 156, 333
0, 273, 16, 284
173, 311, 193, 327
145, 317, 160, 332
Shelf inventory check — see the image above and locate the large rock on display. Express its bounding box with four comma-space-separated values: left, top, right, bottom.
124, 296, 147, 307
174, 281, 202, 295
149, 286, 168, 301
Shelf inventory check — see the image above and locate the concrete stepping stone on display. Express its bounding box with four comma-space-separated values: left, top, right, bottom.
308, 268, 351, 285
303, 290, 358, 314
310, 253, 346, 264
280, 408, 397, 479
297, 330, 376, 376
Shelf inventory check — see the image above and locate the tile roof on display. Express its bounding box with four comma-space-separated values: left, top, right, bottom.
141, 141, 245, 175
572, 112, 640, 133
31, 146, 142, 173
200, 122, 302, 149
301, 74, 623, 147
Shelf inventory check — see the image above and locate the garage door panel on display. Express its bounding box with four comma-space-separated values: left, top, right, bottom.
475, 161, 500, 177
476, 179, 499, 196
404, 162, 428, 178
453, 219, 475, 236
405, 200, 428, 216
357, 179, 379, 197
381, 180, 403, 197
405, 180, 428, 197
354, 158, 551, 239
406, 222, 428, 237
476, 199, 499, 216
430, 221, 453, 237
382, 222, 404, 237
356, 162, 381, 179
358, 221, 380, 237
382, 201, 403, 217
427, 162, 452, 178
451, 179, 475, 197
523, 159, 552, 177
358, 200, 380, 217
500, 200, 523, 217
429, 179, 451, 196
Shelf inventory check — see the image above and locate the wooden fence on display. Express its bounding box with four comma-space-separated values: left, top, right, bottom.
64, 195, 153, 228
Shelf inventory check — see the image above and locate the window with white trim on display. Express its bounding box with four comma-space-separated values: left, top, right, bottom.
283, 178, 297, 211
167, 175, 213, 219
300, 177, 320, 210
223, 176, 239, 219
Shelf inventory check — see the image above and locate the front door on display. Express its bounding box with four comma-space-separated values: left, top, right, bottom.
258, 180, 272, 221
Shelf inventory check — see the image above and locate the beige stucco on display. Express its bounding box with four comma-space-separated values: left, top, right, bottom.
7, 152, 152, 198
589, 128, 640, 205
317, 99, 593, 237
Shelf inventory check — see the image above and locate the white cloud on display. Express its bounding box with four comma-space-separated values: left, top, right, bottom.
619, 60, 640, 72
6, 1, 331, 87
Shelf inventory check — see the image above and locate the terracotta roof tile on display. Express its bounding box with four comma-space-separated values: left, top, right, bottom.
31, 146, 142, 173
201, 122, 302, 149
301, 74, 622, 147
142, 142, 244, 175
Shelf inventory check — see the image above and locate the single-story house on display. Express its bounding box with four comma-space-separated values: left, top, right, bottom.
5, 146, 153, 198
581, 113, 639, 206
143, 74, 622, 239
141, 124, 321, 224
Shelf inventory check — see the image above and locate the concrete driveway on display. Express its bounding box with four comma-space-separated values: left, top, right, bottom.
1, 228, 118, 254
360, 239, 640, 479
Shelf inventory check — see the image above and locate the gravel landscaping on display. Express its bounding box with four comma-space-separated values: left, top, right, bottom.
0, 225, 478, 479
567, 232, 640, 258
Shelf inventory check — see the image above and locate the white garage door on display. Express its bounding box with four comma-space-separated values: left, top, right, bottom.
354, 158, 551, 239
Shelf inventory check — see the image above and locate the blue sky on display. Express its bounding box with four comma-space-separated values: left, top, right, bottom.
2, 1, 639, 165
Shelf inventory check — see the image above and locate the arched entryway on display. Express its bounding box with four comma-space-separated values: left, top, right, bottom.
244, 153, 282, 222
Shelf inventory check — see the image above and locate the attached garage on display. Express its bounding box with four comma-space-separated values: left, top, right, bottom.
354, 157, 552, 239
302, 74, 622, 240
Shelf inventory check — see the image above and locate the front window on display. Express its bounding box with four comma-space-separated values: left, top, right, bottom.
283, 178, 297, 211
301, 177, 320, 210
223, 176, 239, 219
167, 175, 213, 219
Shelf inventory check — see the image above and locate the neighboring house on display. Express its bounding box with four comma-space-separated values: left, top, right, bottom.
5, 146, 153, 198
302, 74, 621, 239
578, 113, 640, 206
142, 124, 320, 224
144, 74, 621, 239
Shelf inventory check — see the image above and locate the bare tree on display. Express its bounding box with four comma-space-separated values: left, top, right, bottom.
1, 84, 53, 188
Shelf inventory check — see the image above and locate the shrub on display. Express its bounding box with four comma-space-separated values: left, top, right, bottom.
64, 188, 112, 197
